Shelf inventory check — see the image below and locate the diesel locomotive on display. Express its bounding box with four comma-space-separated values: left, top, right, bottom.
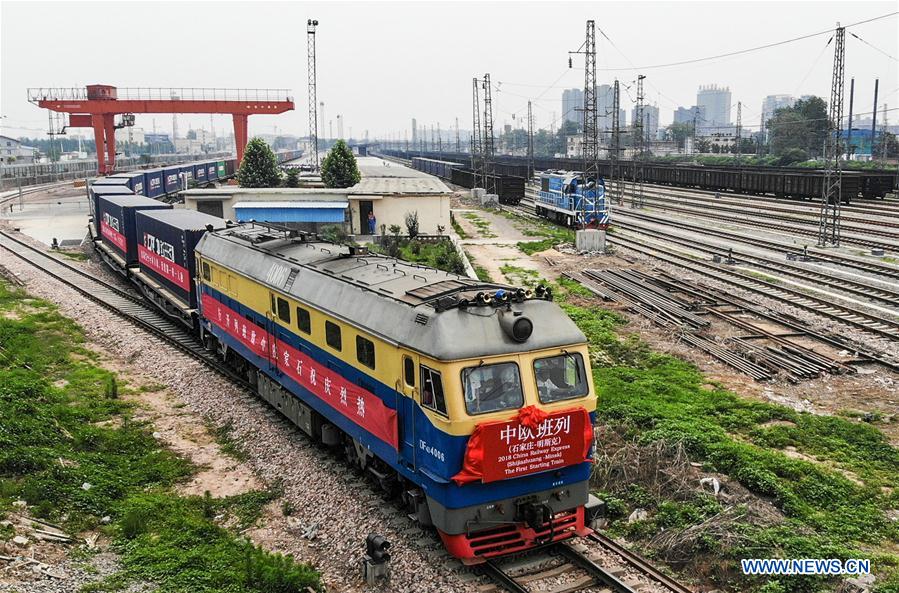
87, 183, 600, 563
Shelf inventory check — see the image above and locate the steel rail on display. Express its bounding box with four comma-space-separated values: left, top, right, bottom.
612, 217, 899, 309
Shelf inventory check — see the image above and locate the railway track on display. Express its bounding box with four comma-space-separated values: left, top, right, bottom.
611, 217, 899, 311
524, 187, 899, 253
629, 186, 899, 231
521, 195, 899, 283
0, 229, 236, 379
626, 181, 899, 219
480, 533, 692, 593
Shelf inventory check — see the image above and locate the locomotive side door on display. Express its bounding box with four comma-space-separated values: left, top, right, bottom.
399, 352, 419, 469
266, 292, 281, 375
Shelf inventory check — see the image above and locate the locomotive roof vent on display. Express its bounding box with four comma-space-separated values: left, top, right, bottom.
499, 309, 533, 343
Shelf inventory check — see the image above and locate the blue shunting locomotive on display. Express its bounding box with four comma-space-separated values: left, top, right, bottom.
535, 171, 609, 229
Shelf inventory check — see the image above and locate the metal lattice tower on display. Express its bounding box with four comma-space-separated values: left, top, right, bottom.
455, 117, 461, 153
630, 74, 646, 209
817, 23, 845, 247
610, 79, 622, 205
306, 19, 320, 170
527, 100, 535, 179
471, 77, 483, 188
735, 101, 742, 158
482, 73, 497, 195
582, 20, 599, 187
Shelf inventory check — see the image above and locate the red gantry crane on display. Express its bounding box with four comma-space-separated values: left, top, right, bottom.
28, 85, 295, 174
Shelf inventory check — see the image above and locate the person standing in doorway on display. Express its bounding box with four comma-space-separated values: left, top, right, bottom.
367, 211, 377, 235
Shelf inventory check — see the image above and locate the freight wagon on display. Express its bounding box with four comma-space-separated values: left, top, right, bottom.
383, 149, 895, 202
132, 208, 227, 325
95, 193, 171, 269
410, 157, 524, 205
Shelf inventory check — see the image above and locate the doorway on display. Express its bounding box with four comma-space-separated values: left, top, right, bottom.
359, 200, 374, 235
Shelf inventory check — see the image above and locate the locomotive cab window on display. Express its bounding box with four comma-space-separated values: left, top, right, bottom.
356, 336, 375, 369
462, 362, 524, 415
420, 366, 446, 415
201, 262, 211, 281
325, 321, 342, 351
403, 356, 415, 387
276, 297, 290, 323
296, 306, 311, 334
534, 353, 588, 403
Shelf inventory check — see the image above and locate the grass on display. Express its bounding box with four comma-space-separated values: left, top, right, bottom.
55, 250, 89, 262
450, 212, 469, 239
499, 264, 545, 288
465, 251, 493, 282
553, 277, 899, 593
0, 281, 322, 592
373, 237, 467, 275
497, 210, 576, 255
461, 212, 497, 238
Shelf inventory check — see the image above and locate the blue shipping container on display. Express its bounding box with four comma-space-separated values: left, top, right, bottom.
163, 166, 182, 194
143, 169, 165, 199
108, 172, 147, 196
206, 161, 217, 181
180, 165, 194, 185
194, 162, 207, 183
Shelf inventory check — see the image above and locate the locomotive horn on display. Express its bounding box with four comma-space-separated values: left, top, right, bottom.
499, 309, 533, 343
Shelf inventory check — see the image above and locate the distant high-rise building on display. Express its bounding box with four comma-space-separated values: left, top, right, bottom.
596, 84, 613, 132
696, 85, 732, 133
760, 94, 795, 136
562, 88, 584, 126
673, 105, 705, 125
631, 104, 660, 140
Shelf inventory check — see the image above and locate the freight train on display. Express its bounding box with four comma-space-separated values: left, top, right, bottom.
383, 149, 895, 203
410, 157, 525, 205
86, 182, 601, 564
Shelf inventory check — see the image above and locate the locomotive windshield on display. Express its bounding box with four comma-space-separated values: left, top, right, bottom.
534, 353, 588, 403
462, 362, 524, 415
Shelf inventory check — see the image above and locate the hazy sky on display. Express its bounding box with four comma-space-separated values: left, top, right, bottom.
1, 0, 897, 141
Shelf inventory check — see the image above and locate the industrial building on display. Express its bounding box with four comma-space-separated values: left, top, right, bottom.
181, 157, 450, 237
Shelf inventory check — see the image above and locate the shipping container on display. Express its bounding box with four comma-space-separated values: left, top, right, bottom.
216, 160, 226, 179
134, 209, 226, 309
194, 162, 207, 184
180, 164, 195, 187
107, 171, 148, 196
225, 159, 236, 177
88, 184, 135, 237
206, 161, 218, 181
96, 193, 172, 265
163, 165, 182, 194
143, 169, 165, 199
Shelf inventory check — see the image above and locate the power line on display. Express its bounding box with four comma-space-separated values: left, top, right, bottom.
849, 31, 898, 61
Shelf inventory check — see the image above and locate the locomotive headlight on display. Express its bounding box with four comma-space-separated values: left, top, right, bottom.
499, 309, 533, 343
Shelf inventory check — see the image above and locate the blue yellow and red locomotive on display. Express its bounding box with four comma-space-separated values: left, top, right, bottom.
87, 176, 599, 563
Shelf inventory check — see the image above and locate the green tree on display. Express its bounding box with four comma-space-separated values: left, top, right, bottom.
320, 140, 361, 188
666, 122, 693, 149
284, 168, 300, 188
767, 96, 828, 158
873, 132, 899, 159
237, 137, 281, 188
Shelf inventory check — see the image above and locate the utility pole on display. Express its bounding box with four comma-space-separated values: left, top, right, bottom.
692, 107, 699, 155
455, 117, 461, 153
582, 20, 598, 191
437, 122, 442, 153
471, 78, 483, 187
482, 73, 497, 196
871, 79, 879, 154
881, 103, 889, 164
527, 100, 534, 179
846, 78, 855, 159
307, 18, 320, 170
631, 74, 646, 209
817, 23, 845, 247
734, 101, 742, 159
610, 80, 622, 205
